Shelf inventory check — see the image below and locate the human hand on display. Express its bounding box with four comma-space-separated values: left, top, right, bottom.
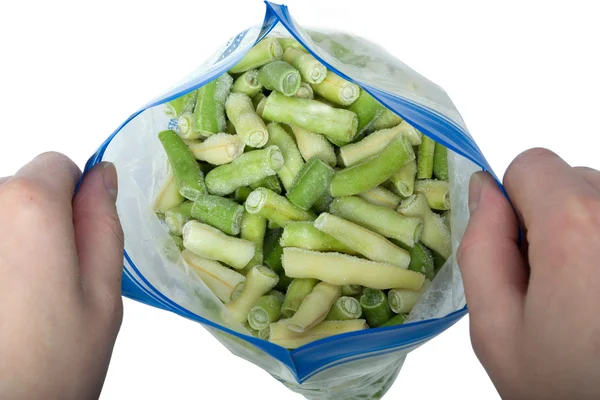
458, 148, 600, 399
0, 153, 124, 400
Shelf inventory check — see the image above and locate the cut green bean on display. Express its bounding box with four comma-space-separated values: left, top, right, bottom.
347, 89, 384, 135
244, 322, 259, 337
191, 195, 244, 236
380, 314, 406, 327
262, 91, 358, 145
280, 221, 358, 254
314, 213, 410, 268
276, 273, 293, 293
396, 120, 423, 146
153, 171, 185, 213
282, 248, 425, 290
282, 48, 327, 85
269, 319, 367, 349
360, 288, 393, 328
249, 175, 282, 195
187, 133, 245, 165
234, 186, 252, 203
252, 92, 266, 108
158, 130, 207, 201
165, 201, 193, 236
230, 282, 245, 302
325, 296, 362, 321
226, 265, 279, 323
311, 190, 334, 214
414, 179, 451, 210
177, 112, 200, 140
277, 37, 306, 52
357, 186, 401, 209
281, 278, 319, 319
247, 290, 285, 331
239, 211, 267, 275
283, 282, 341, 332
330, 134, 415, 197
205, 146, 283, 196
229, 37, 283, 74
225, 92, 269, 148
258, 327, 270, 341
164, 90, 198, 119
295, 82, 314, 99
232, 69, 263, 97
310, 71, 360, 106
407, 242, 435, 281
182, 221, 255, 270
182, 250, 245, 303
263, 228, 284, 274
287, 157, 335, 210
266, 123, 304, 190
257, 61, 301, 96
433, 143, 449, 181
339, 124, 405, 167
398, 194, 451, 259
245, 187, 316, 227
341, 284, 363, 297
290, 125, 337, 167
369, 108, 402, 131
417, 135, 436, 179
192, 74, 233, 137
313, 95, 337, 108
389, 280, 431, 314
329, 196, 423, 247
389, 160, 417, 197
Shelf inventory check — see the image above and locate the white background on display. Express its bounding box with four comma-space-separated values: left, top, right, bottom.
1, 1, 599, 399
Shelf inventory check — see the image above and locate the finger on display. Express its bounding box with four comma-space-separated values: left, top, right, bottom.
458, 172, 528, 326
574, 166, 600, 192
0, 176, 10, 185
73, 162, 124, 317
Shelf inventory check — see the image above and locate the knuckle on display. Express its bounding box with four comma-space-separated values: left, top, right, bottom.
0, 177, 52, 216
504, 147, 557, 186
93, 287, 124, 333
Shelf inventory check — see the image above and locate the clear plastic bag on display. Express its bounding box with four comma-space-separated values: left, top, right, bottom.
84, 2, 497, 398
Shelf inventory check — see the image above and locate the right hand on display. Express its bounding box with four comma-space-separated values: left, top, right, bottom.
457, 148, 600, 399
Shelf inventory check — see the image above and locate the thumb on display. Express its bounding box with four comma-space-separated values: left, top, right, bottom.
73, 162, 124, 309
457, 172, 527, 347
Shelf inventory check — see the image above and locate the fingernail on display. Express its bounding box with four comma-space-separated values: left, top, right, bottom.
468, 171, 484, 213
101, 162, 118, 202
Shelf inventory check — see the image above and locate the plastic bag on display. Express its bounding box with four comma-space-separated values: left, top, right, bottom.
83, 2, 499, 399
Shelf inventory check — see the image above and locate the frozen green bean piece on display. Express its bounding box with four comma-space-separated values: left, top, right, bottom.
314, 213, 410, 268
290, 125, 336, 167
226, 265, 279, 323
239, 211, 267, 275
311, 190, 334, 214
158, 130, 207, 201
255, 95, 268, 119
263, 228, 284, 274
310, 71, 360, 106
177, 112, 199, 140
295, 82, 314, 99
234, 186, 252, 203
369, 108, 402, 131
182, 250, 245, 303
247, 290, 285, 331
282, 48, 327, 85
269, 319, 367, 349
164, 90, 198, 119
433, 143, 449, 181
346, 89, 384, 135
165, 201, 193, 236
283, 282, 341, 332
205, 146, 283, 196
280, 221, 358, 255
249, 175, 282, 195
232, 69, 263, 97
389, 160, 417, 197
380, 314, 406, 327
360, 288, 393, 328
407, 242, 435, 281
287, 157, 334, 210
229, 37, 283, 74
182, 221, 255, 270
417, 135, 436, 179
357, 186, 401, 209
329, 196, 423, 247
414, 179, 451, 210
225, 92, 269, 148
191, 195, 244, 236
245, 187, 316, 227
276, 273, 293, 293
389, 280, 431, 314
341, 284, 363, 297
153, 171, 185, 214
257, 61, 301, 97
339, 124, 405, 167
244, 322, 259, 337
281, 278, 319, 319
262, 92, 358, 145
193, 74, 233, 137
433, 249, 447, 273
330, 134, 415, 197
313, 95, 337, 108
398, 194, 451, 259
396, 121, 423, 146
325, 296, 362, 321
252, 92, 266, 108
266, 123, 305, 190
282, 248, 425, 290
278, 37, 306, 52
187, 133, 245, 165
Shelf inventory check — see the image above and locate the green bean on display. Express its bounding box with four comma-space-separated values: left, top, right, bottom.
282, 48, 327, 84
229, 37, 283, 74
232, 69, 263, 97
287, 157, 335, 210
225, 92, 269, 148
360, 288, 393, 328
192, 74, 233, 137
433, 143, 449, 181
280, 221, 358, 255
281, 278, 319, 319
414, 179, 451, 210
245, 187, 316, 227
266, 123, 304, 190
310, 71, 360, 106
257, 61, 301, 96
417, 135, 436, 179
164, 90, 198, 119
